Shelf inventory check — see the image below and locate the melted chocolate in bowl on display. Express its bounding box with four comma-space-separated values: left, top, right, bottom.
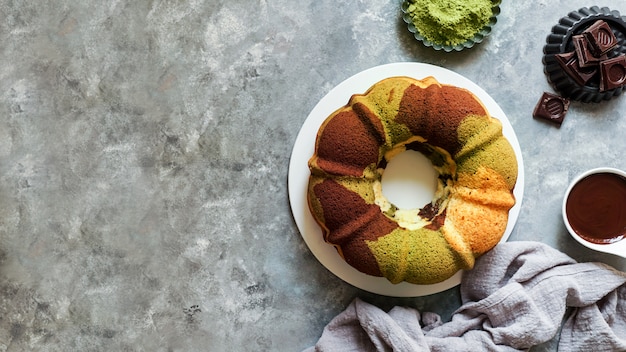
565, 172, 626, 244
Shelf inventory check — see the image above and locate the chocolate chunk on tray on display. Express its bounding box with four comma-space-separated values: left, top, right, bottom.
583, 20, 618, 56
599, 55, 626, 91
573, 34, 607, 67
555, 51, 598, 86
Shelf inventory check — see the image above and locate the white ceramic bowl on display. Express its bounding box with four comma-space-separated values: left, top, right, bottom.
562, 167, 626, 258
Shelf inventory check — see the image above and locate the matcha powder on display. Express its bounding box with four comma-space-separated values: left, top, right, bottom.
405, 0, 493, 47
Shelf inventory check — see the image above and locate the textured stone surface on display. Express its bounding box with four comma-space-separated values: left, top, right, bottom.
1, 1, 625, 351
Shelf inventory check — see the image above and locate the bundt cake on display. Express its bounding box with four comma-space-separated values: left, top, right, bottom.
307, 76, 518, 285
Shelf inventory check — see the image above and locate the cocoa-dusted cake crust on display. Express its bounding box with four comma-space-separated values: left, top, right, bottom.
396, 84, 488, 154
311, 104, 385, 178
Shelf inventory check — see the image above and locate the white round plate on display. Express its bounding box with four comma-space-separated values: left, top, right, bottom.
288, 62, 525, 297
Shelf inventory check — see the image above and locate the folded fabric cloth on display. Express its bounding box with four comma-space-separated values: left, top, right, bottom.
304, 241, 626, 352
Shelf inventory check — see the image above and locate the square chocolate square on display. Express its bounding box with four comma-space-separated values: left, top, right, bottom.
573, 34, 607, 67
599, 54, 626, 92
533, 92, 570, 126
583, 20, 618, 56
554, 50, 598, 86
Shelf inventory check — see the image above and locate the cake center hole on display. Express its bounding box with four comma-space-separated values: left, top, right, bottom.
381, 150, 438, 209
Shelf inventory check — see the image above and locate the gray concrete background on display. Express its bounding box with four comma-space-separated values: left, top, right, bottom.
1, 1, 625, 351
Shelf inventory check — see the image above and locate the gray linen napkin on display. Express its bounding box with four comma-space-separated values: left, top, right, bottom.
304, 241, 626, 352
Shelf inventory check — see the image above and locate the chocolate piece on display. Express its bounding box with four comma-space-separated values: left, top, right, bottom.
599, 54, 626, 91
572, 34, 607, 67
554, 51, 576, 67
583, 20, 618, 56
554, 50, 598, 86
533, 92, 570, 126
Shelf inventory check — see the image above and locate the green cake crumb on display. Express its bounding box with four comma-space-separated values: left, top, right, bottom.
405, 0, 493, 47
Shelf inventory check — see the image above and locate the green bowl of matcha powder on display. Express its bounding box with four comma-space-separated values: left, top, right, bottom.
401, 0, 501, 52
